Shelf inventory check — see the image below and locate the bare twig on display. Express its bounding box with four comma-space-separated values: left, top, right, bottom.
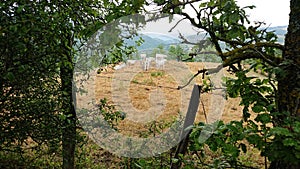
169, 17, 187, 33
178, 64, 223, 90
294, 97, 300, 116
178, 32, 198, 45
178, 69, 206, 90
200, 99, 208, 123
189, 51, 218, 55
252, 48, 280, 67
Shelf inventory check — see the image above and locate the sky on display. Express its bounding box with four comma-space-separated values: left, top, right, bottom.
236, 0, 290, 26
142, 1, 290, 35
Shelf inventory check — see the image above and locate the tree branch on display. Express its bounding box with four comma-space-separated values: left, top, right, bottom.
178, 32, 198, 45
222, 42, 283, 66
164, 0, 204, 9
169, 17, 187, 33
178, 64, 223, 90
189, 51, 218, 55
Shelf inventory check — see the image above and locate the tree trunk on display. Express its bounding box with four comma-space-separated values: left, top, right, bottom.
61, 67, 76, 169
61, 34, 76, 169
271, 0, 300, 168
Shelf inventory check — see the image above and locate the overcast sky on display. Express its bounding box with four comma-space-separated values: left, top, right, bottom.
142, 1, 290, 35
236, 0, 290, 26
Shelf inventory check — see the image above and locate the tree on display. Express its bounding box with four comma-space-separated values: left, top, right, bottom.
151, 0, 300, 168
0, 0, 145, 168
0, 0, 65, 156
270, 0, 300, 168
168, 44, 185, 60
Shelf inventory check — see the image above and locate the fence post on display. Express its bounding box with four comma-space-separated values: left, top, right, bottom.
171, 84, 201, 169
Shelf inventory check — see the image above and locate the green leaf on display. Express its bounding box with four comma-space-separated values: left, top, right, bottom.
271, 127, 292, 136
199, 2, 207, 8
283, 138, 297, 147
229, 12, 240, 23
59, 114, 67, 121
293, 122, 300, 133
208, 1, 215, 7
172, 158, 179, 163
174, 7, 181, 13
6, 72, 15, 81
223, 1, 232, 11
255, 113, 271, 124
252, 105, 265, 113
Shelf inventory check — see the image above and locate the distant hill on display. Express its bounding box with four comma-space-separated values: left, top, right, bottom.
267, 25, 287, 44
185, 26, 287, 44
185, 34, 208, 44
142, 32, 181, 44
124, 32, 182, 51
124, 26, 287, 51
267, 25, 287, 36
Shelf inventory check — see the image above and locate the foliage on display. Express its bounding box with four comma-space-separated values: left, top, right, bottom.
97, 98, 126, 130
152, 0, 300, 168
0, 0, 146, 168
0, 0, 64, 154
168, 44, 186, 60
1, 0, 299, 168
224, 62, 300, 166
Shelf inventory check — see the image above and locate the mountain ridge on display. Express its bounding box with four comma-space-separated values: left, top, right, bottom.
124, 25, 288, 51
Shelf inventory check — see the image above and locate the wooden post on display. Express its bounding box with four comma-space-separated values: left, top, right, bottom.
171, 85, 201, 169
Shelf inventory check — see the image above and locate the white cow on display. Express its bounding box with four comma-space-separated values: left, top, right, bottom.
156, 58, 167, 69
140, 54, 147, 62
114, 63, 126, 70
126, 60, 137, 66
144, 57, 155, 71
140, 54, 147, 69
155, 54, 167, 70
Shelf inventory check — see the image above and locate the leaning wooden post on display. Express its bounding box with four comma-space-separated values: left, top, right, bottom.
171, 84, 201, 169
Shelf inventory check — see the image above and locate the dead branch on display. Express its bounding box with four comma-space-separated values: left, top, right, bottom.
169, 17, 187, 33
189, 51, 218, 55
200, 99, 208, 123
178, 64, 223, 90
178, 32, 198, 45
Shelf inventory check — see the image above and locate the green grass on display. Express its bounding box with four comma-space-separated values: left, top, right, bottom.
150, 71, 165, 77
0, 131, 267, 169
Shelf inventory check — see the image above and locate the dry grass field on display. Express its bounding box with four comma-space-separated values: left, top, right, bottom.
71, 60, 269, 168
92, 60, 245, 137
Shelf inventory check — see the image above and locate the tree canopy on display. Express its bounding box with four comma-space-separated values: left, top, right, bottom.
0, 0, 145, 168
